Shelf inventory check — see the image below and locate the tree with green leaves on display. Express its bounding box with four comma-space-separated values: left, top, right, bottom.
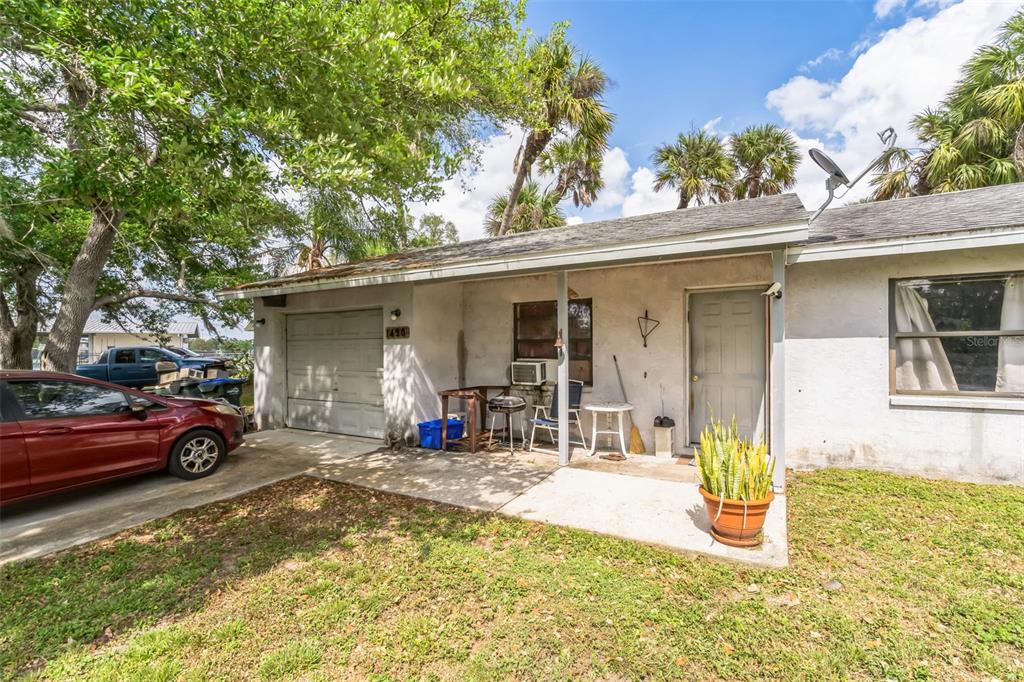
871, 9, 1024, 200
730, 124, 801, 199
537, 135, 605, 207
273, 195, 460, 275
1, 0, 529, 371
653, 129, 735, 208
495, 29, 613, 236
409, 214, 459, 249
485, 180, 565, 236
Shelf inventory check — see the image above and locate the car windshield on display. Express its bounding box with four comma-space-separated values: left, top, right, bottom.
165, 347, 198, 357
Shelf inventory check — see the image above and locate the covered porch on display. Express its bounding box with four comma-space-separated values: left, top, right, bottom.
435, 247, 789, 493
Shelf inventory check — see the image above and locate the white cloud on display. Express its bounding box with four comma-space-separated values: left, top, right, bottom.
915, 0, 958, 10
413, 134, 642, 238
799, 47, 843, 73
874, 0, 907, 19
621, 166, 679, 217
701, 116, 723, 133
768, 0, 1017, 208
410, 127, 533, 241
593, 146, 631, 210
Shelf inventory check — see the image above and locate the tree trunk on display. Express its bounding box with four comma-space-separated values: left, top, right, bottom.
0, 264, 43, 369
39, 201, 123, 372
497, 130, 552, 236
1014, 122, 1024, 180
677, 191, 689, 209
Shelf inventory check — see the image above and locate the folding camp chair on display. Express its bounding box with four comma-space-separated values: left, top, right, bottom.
527, 379, 588, 454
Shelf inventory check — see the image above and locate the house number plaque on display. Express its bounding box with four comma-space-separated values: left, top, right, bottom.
386, 326, 410, 339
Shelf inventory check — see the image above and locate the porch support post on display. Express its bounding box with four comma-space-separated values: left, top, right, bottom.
556, 271, 570, 466
769, 249, 786, 491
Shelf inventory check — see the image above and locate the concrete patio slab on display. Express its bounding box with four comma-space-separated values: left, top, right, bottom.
311, 448, 558, 511
500, 467, 788, 568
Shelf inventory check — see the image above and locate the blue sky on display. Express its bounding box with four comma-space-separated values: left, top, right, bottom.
523, 1, 875, 148
416, 0, 1021, 240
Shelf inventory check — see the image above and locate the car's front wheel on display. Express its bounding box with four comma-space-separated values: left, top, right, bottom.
168, 429, 226, 480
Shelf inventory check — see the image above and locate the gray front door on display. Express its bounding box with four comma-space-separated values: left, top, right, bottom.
689, 289, 767, 444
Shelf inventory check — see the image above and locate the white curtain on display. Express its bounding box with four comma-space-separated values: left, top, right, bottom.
996, 275, 1024, 393
894, 284, 958, 391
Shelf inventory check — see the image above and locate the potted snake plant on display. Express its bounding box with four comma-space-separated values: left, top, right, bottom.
694, 417, 776, 548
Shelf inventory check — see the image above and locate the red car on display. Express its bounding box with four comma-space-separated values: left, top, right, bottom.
0, 371, 244, 507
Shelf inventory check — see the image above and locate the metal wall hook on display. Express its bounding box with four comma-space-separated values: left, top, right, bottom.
637, 310, 660, 348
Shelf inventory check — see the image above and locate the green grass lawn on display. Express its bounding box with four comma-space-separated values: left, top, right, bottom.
1, 470, 1022, 680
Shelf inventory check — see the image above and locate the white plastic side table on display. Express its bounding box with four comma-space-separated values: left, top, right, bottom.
582, 401, 634, 457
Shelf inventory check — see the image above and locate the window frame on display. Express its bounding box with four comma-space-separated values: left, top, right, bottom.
513, 298, 594, 386
888, 271, 1024, 398
112, 348, 137, 364
6, 379, 132, 421
139, 348, 165, 363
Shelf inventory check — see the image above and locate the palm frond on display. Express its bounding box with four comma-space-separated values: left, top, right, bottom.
484, 181, 566, 236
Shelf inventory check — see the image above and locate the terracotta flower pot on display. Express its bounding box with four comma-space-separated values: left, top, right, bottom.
698, 487, 774, 548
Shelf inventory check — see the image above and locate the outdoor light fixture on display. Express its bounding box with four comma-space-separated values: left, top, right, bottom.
390, 308, 402, 321
254, 318, 266, 328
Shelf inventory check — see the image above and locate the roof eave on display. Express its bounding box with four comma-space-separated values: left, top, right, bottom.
217, 220, 809, 301
788, 223, 1024, 264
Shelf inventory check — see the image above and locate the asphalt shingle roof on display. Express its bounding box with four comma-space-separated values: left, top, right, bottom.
224, 182, 1024, 295
807, 182, 1024, 244
227, 193, 808, 293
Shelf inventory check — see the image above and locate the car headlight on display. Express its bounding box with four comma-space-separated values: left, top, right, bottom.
201, 403, 239, 416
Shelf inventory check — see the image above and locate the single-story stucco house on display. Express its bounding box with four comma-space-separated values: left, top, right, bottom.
40, 312, 202, 363
218, 183, 1024, 487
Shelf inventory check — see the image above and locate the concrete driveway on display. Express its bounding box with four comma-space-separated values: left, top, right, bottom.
0, 429, 381, 564
0, 429, 557, 564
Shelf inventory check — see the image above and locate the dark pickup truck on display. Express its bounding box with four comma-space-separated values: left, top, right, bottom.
75, 347, 226, 388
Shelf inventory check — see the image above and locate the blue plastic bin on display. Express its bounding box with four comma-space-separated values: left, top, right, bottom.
197, 377, 247, 406
418, 418, 464, 449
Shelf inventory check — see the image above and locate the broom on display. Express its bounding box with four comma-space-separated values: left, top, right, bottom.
613, 354, 646, 455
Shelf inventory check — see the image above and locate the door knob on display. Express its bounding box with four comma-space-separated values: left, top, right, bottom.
691, 375, 699, 382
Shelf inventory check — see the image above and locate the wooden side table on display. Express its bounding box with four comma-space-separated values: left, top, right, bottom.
582, 401, 634, 458
439, 385, 508, 452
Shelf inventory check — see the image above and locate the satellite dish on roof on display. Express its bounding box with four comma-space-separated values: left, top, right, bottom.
809, 127, 897, 222
809, 149, 850, 186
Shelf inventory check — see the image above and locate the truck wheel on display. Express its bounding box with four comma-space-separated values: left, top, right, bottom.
168, 429, 226, 480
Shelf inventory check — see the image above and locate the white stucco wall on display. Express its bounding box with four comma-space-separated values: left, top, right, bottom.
251, 244, 1022, 484
90, 332, 188, 353
252, 281, 462, 443
786, 245, 1024, 484
461, 254, 774, 453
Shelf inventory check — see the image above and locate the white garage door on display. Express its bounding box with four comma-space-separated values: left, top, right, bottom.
286, 309, 385, 438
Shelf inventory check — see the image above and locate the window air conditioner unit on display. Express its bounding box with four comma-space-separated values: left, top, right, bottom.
511, 360, 546, 385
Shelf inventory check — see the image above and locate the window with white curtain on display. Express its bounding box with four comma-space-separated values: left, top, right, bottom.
890, 273, 1024, 396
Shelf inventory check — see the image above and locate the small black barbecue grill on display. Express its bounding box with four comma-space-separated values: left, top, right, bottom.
486, 395, 527, 455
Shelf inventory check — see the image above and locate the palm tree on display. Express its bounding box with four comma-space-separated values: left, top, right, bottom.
653, 129, 735, 208
730, 124, 801, 199
537, 135, 605, 207
496, 32, 613, 235
868, 146, 925, 200
871, 9, 1024, 200
485, 181, 565, 236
